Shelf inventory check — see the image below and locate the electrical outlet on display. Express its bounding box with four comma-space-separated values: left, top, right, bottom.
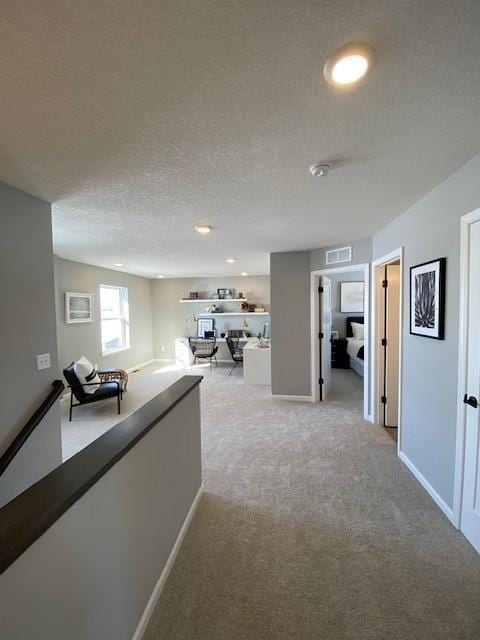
36, 353, 51, 370
161, 346, 165, 352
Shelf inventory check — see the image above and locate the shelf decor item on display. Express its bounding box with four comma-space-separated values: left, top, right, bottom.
218, 288, 235, 299
65, 292, 94, 323
198, 317, 214, 337
410, 257, 446, 339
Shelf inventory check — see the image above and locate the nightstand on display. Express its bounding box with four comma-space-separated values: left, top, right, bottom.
331, 338, 349, 369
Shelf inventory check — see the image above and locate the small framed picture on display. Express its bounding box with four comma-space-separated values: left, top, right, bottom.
410, 258, 446, 339
331, 330, 339, 339
218, 288, 235, 299
198, 318, 214, 337
65, 292, 94, 323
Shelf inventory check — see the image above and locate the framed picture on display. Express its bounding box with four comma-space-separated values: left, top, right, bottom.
197, 318, 214, 337
410, 258, 446, 339
217, 288, 235, 299
340, 282, 364, 312
65, 292, 94, 323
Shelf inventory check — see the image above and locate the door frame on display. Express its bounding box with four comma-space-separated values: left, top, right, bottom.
370, 248, 403, 452
453, 207, 480, 529
310, 263, 370, 420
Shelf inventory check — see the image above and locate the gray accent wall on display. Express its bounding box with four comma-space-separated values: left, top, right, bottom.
270, 243, 371, 398
327, 271, 364, 337
152, 275, 270, 360
373, 152, 480, 510
270, 252, 311, 396
0, 183, 62, 506
55, 258, 154, 372
310, 237, 372, 271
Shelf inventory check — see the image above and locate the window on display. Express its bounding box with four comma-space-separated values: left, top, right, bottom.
100, 285, 130, 355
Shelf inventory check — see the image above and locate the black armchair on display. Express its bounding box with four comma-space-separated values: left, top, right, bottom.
63, 363, 123, 421
189, 337, 218, 370
226, 337, 244, 375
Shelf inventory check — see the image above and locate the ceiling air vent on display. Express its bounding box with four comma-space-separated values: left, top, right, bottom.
325, 246, 352, 265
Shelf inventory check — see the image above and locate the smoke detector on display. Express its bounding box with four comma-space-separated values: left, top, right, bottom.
310, 163, 331, 177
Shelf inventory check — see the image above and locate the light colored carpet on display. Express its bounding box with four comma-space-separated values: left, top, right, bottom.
60, 361, 187, 459
142, 367, 480, 640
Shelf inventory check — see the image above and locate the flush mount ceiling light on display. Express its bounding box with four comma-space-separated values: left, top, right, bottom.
157, 274, 165, 278
241, 272, 248, 276
226, 257, 236, 263
324, 42, 374, 87
113, 262, 124, 267
310, 163, 331, 177
195, 225, 212, 234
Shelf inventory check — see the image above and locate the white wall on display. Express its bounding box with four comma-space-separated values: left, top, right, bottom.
0, 384, 202, 640
0, 183, 62, 506
373, 152, 480, 511
55, 258, 154, 372
152, 275, 270, 360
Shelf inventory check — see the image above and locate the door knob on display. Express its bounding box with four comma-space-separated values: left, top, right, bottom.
463, 394, 478, 409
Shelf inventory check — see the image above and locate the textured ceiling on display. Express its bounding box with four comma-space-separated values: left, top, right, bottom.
1, 1, 480, 277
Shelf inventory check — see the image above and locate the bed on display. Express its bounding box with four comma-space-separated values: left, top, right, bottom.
346, 316, 365, 377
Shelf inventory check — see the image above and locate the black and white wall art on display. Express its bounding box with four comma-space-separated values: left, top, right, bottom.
410, 258, 446, 339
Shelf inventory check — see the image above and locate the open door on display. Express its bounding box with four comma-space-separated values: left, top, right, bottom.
384, 264, 400, 427
375, 260, 401, 430
461, 218, 480, 552
319, 276, 332, 401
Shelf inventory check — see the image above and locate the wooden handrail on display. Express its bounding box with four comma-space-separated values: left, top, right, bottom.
0, 379, 65, 477
0, 375, 202, 574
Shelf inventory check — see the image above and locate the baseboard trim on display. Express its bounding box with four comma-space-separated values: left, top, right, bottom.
131, 483, 204, 640
126, 359, 156, 372
272, 394, 313, 402
398, 451, 454, 524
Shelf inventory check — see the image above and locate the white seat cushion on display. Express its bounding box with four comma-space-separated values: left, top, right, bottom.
74, 356, 101, 394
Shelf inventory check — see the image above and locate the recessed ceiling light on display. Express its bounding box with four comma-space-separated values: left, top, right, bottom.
226, 258, 236, 263
113, 263, 124, 267
324, 42, 374, 87
310, 163, 331, 177
195, 225, 212, 234
241, 272, 248, 276
157, 274, 165, 278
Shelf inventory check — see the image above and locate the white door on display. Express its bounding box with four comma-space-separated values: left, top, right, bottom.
461, 220, 480, 552
320, 276, 332, 401
385, 264, 400, 427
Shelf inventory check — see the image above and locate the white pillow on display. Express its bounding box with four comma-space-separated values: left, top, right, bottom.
351, 322, 364, 340
74, 356, 101, 394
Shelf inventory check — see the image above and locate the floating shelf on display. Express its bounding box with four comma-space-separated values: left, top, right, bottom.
179, 298, 247, 303
197, 312, 269, 316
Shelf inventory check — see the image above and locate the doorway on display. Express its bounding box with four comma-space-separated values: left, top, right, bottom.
311, 263, 370, 420
454, 208, 480, 553
371, 249, 403, 443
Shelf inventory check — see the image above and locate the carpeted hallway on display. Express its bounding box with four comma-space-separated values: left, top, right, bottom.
142, 367, 480, 640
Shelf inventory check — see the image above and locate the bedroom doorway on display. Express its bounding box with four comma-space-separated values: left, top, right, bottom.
371, 249, 403, 443
311, 263, 370, 420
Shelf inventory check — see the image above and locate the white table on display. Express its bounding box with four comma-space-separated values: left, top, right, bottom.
243, 341, 271, 385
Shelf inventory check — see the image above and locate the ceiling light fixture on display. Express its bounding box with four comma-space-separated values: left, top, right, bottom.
241, 272, 248, 276
310, 163, 331, 177
157, 274, 165, 278
195, 225, 212, 234
324, 42, 374, 87
226, 258, 236, 263
113, 263, 124, 267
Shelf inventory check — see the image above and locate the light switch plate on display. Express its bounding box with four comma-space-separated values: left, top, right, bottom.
36, 353, 51, 370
